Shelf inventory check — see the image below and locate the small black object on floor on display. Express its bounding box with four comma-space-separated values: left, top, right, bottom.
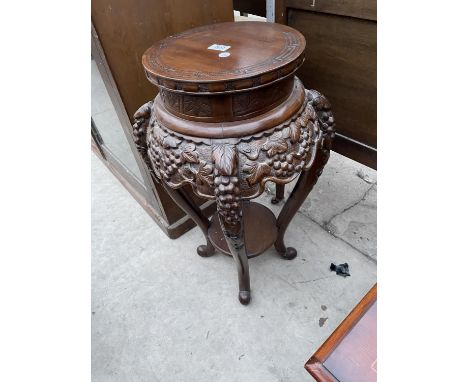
330, 263, 350, 277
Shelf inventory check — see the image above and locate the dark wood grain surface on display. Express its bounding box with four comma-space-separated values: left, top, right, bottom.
290, 10, 376, 148
324, 301, 376, 381
142, 21, 308, 136
208, 202, 278, 258
279, 0, 377, 168
281, 0, 376, 21
92, 0, 233, 234
305, 284, 377, 381
92, 0, 234, 124
143, 22, 305, 84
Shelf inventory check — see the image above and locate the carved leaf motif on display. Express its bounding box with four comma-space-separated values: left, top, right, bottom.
178, 166, 195, 181
243, 162, 271, 185
237, 142, 260, 160
262, 135, 288, 157
153, 128, 166, 145
289, 121, 301, 144
196, 161, 214, 186
161, 134, 181, 149
181, 143, 199, 163
155, 128, 180, 149
212, 144, 236, 176
199, 161, 213, 176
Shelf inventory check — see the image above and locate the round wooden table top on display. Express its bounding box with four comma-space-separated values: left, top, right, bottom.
142, 22, 306, 93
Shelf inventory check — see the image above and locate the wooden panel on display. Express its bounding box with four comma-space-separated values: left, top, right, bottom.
324, 301, 377, 381
333, 133, 377, 169
286, 5, 376, 169
92, 0, 233, 122
283, 0, 376, 21
305, 285, 377, 381
92, 1, 232, 233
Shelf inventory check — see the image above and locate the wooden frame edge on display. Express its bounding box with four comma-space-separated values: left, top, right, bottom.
304, 284, 377, 380
305, 358, 339, 382
333, 133, 377, 170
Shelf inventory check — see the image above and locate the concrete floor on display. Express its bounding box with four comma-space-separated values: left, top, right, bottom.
92, 149, 377, 382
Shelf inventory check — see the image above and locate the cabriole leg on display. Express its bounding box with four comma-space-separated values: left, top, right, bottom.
275, 89, 335, 260
275, 149, 330, 260
212, 143, 251, 304
161, 182, 215, 257
217, 203, 251, 305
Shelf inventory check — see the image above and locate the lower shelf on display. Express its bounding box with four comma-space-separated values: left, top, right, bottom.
208, 202, 278, 259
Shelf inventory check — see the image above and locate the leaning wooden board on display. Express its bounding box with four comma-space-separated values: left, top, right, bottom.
305, 284, 377, 381
277, 0, 377, 169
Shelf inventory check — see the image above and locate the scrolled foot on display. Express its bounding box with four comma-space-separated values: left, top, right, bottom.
281, 247, 297, 260
197, 243, 215, 257
238, 290, 251, 305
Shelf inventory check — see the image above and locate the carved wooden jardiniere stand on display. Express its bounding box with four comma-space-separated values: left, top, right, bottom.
133, 22, 335, 305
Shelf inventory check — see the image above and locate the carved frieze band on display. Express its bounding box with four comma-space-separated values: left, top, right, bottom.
159, 77, 293, 120
146, 55, 304, 94
134, 89, 335, 202
160, 89, 212, 117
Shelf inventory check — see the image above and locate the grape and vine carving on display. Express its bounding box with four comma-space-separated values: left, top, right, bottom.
212, 144, 242, 226
133, 100, 153, 154
146, 122, 214, 188
240, 99, 317, 186
138, 89, 334, 201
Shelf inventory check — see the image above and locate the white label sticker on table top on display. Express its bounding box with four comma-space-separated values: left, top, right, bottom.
207, 44, 231, 52
218, 52, 230, 58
